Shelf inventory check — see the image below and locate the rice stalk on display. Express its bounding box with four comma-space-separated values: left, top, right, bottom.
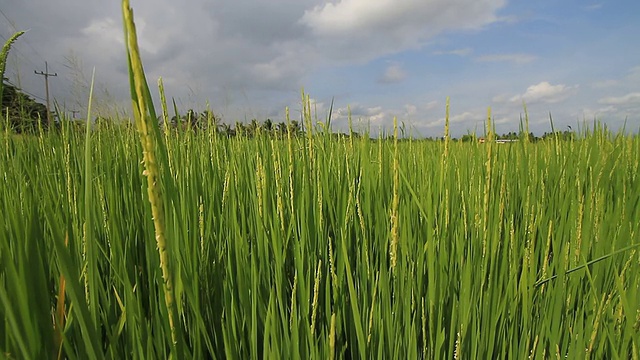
0, 31, 25, 101
389, 117, 400, 272
82, 67, 97, 324
310, 259, 322, 335
121, 0, 177, 347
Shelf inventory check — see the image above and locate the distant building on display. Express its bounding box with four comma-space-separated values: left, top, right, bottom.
476, 138, 518, 144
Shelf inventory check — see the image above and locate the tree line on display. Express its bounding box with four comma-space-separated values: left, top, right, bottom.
158, 109, 305, 138
1, 84, 579, 141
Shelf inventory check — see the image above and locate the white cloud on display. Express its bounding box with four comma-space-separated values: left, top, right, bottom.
598, 92, 640, 106
476, 53, 537, 64
339, 104, 384, 118
4, 0, 509, 125
379, 63, 407, 84
424, 100, 440, 110
331, 103, 393, 129
450, 111, 482, 123
580, 106, 617, 120
425, 110, 482, 128
81, 17, 122, 46
584, 3, 603, 11
492, 94, 509, 103
591, 79, 619, 89
433, 48, 473, 56
493, 116, 511, 125
300, 0, 506, 62
302, 0, 504, 35
404, 104, 418, 116
629, 66, 640, 80
495, 14, 520, 24
510, 81, 576, 104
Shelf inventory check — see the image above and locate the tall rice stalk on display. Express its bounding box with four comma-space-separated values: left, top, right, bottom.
121, 0, 177, 348
0, 31, 25, 102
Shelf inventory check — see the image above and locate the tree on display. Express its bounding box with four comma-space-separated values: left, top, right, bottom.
235, 121, 246, 137
263, 118, 273, 134
247, 119, 261, 137
461, 134, 476, 142
219, 123, 232, 136
184, 109, 199, 130
201, 109, 222, 133
288, 120, 301, 136
1, 80, 48, 133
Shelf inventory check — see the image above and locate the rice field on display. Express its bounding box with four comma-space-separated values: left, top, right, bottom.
1, 107, 639, 359
1, 1, 639, 358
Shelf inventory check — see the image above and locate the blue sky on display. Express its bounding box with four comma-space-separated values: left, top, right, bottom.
1, 0, 639, 137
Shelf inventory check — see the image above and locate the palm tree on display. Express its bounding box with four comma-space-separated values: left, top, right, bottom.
219, 123, 232, 136
247, 119, 261, 137
263, 118, 273, 135
201, 110, 226, 134
288, 120, 301, 136
276, 122, 287, 138
235, 121, 246, 137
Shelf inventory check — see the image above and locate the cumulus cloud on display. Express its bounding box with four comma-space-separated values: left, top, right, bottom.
450, 111, 483, 123
338, 103, 384, 118
476, 53, 537, 64
378, 63, 407, 84
510, 81, 576, 104
591, 79, 619, 89
580, 106, 617, 120
598, 92, 640, 106
433, 48, 473, 56
300, 0, 506, 61
491, 94, 509, 103
81, 18, 122, 46
584, 3, 603, 11
424, 100, 440, 110
4, 0, 508, 123
302, 0, 504, 36
329, 103, 392, 130
404, 104, 418, 116
425, 110, 483, 128
628, 66, 640, 80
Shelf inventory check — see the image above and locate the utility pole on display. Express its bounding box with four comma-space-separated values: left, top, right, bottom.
34, 61, 57, 127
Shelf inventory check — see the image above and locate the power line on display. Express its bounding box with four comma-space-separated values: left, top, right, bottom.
0, 9, 62, 111
0, 41, 40, 70
0, 9, 17, 31
0, 26, 39, 69
0, 9, 47, 64
3, 79, 46, 102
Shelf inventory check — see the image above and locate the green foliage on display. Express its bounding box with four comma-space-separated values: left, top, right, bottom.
0, 82, 48, 133
0, 31, 50, 134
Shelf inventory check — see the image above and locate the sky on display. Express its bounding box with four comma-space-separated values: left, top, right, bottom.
1, 0, 639, 137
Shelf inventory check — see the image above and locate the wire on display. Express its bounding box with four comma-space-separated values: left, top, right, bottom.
2, 44, 39, 70
4, 79, 47, 102
0, 8, 48, 64
0, 9, 56, 101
